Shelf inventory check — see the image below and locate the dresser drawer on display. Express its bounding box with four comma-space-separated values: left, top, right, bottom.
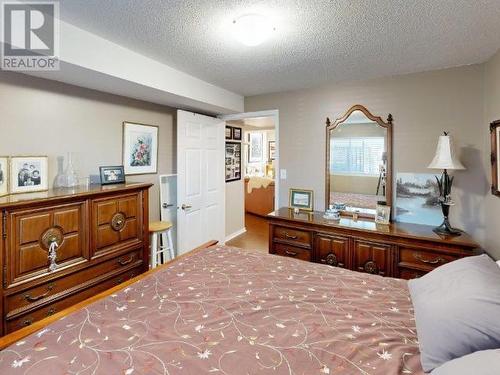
92, 193, 143, 257
274, 243, 311, 261
353, 240, 392, 277
398, 267, 426, 280
5, 266, 141, 334
5, 248, 143, 315
6, 202, 88, 287
274, 226, 312, 248
399, 247, 459, 271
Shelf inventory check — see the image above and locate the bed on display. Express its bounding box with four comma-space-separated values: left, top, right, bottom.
0, 242, 423, 374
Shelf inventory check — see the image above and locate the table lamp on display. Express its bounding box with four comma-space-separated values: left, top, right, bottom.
427, 132, 465, 236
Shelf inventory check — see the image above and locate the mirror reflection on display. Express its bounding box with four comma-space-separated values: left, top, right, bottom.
327, 107, 391, 215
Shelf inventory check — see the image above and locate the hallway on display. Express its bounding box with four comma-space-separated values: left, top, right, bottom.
227, 213, 269, 253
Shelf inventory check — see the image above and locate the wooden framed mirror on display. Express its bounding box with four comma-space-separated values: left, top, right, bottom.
325, 105, 393, 219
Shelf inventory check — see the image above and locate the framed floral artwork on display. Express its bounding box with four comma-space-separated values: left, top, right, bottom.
123, 122, 159, 175
9, 156, 48, 194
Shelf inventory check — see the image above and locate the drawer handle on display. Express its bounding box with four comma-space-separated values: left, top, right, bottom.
414, 254, 444, 265
20, 318, 33, 327
118, 255, 134, 266
24, 283, 55, 302
284, 232, 298, 240
46, 307, 56, 317
285, 250, 298, 256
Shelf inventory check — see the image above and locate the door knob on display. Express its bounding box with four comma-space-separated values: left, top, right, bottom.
162, 203, 174, 209
181, 204, 192, 210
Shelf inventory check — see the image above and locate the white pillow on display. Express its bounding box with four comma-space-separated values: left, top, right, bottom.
497, 260, 500, 268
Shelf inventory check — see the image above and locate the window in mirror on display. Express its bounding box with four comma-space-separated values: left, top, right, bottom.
331, 137, 385, 176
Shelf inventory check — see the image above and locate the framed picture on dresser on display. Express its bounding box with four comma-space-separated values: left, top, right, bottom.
0, 156, 9, 197
9, 156, 48, 194
491, 120, 500, 196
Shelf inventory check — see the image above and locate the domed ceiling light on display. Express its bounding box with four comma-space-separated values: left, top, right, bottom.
232, 13, 275, 46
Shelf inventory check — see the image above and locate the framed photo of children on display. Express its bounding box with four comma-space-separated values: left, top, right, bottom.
10, 156, 48, 194
0, 156, 9, 197
289, 188, 314, 211
123, 122, 158, 175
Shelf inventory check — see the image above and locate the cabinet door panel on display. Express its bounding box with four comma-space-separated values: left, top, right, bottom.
92, 193, 142, 257
353, 240, 392, 277
7, 202, 88, 287
315, 234, 349, 268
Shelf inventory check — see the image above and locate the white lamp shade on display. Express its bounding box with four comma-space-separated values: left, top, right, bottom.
428, 135, 465, 170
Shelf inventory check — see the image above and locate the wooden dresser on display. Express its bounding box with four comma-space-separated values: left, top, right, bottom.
0, 182, 152, 336
268, 208, 480, 279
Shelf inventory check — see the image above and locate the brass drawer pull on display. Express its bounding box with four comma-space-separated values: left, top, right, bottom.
21, 318, 33, 327
118, 255, 134, 266
284, 232, 298, 240
414, 253, 444, 265
285, 250, 298, 256
24, 283, 55, 302
46, 307, 56, 317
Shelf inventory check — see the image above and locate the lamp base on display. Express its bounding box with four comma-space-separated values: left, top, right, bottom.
433, 217, 462, 236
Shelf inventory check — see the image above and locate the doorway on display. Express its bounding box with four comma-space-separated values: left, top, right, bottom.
220, 110, 279, 252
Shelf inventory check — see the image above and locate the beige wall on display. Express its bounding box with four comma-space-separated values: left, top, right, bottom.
246, 65, 488, 246
483, 50, 500, 259
0, 71, 176, 221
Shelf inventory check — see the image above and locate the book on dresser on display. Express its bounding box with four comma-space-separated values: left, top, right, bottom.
0, 182, 152, 336
268, 207, 480, 279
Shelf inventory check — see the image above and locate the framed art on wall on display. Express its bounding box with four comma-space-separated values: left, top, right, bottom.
99, 166, 126, 185
225, 142, 241, 182
289, 188, 314, 211
232, 127, 242, 141
0, 156, 9, 197
123, 121, 158, 175
249, 132, 264, 163
225, 126, 233, 140
491, 120, 500, 196
268, 140, 276, 161
9, 156, 48, 194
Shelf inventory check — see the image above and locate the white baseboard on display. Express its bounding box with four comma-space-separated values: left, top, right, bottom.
224, 227, 247, 243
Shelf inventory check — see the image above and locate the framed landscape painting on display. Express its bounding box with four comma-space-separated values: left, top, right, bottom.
123, 122, 158, 175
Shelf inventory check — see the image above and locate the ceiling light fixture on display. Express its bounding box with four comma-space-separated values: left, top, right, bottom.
232, 13, 275, 46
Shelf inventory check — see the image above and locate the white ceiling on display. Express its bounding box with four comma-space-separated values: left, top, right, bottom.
60, 0, 500, 97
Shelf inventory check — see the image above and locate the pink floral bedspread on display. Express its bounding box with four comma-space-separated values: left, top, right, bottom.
0, 246, 423, 374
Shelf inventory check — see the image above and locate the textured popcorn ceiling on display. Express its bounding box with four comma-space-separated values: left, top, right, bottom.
60, 0, 500, 96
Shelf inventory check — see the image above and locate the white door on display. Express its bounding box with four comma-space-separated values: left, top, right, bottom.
177, 110, 225, 255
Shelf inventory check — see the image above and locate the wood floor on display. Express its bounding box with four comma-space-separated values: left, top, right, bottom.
227, 213, 269, 253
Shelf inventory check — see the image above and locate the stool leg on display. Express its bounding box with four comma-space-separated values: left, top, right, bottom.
151, 233, 158, 269
167, 228, 175, 260
160, 231, 168, 263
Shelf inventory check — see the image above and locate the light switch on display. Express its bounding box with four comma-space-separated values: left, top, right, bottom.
280, 169, 287, 180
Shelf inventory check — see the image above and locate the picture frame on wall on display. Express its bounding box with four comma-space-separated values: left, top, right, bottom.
232, 127, 242, 141
289, 188, 314, 212
9, 156, 48, 194
99, 166, 126, 185
268, 140, 276, 161
123, 121, 158, 175
225, 126, 233, 140
225, 142, 241, 182
0, 156, 9, 197
249, 132, 264, 163
491, 120, 500, 196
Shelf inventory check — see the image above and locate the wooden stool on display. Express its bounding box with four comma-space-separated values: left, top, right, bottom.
149, 221, 175, 268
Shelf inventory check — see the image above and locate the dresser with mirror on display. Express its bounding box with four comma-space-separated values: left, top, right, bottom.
269, 105, 479, 278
